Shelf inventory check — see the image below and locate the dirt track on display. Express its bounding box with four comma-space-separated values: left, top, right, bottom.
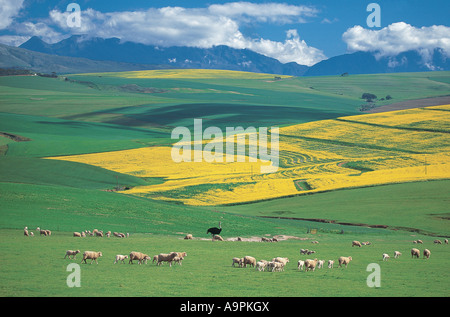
367, 95, 450, 113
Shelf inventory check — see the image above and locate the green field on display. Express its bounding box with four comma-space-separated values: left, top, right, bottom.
0, 70, 449, 297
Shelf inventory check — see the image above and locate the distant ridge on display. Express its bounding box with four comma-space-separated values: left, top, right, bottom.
19, 35, 309, 76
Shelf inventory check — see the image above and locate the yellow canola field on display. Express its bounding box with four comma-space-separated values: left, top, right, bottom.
47, 105, 450, 205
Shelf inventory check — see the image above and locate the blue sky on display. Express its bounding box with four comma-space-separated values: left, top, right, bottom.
1, 0, 449, 66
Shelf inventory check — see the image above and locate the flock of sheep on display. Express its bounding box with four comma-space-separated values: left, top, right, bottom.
230, 238, 447, 273
24, 226, 447, 273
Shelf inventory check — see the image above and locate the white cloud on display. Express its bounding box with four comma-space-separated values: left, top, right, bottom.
0, 35, 29, 46
0, 0, 25, 29
43, 3, 325, 66
343, 22, 450, 59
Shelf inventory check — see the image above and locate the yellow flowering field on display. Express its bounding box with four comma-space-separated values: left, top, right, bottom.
46, 105, 450, 205
79, 69, 292, 80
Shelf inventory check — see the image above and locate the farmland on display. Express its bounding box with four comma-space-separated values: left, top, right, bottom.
0, 69, 449, 297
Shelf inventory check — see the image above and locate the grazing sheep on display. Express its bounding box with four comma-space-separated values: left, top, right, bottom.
394, 251, 402, 258
152, 255, 159, 264
317, 260, 325, 269
106, 231, 111, 237
327, 260, 334, 269
423, 249, 431, 259
114, 254, 128, 264
307, 250, 316, 255
261, 237, 272, 242
297, 260, 305, 271
38, 228, 51, 236
434, 239, 442, 244
352, 240, 362, 247
338, 256, 352, 268
271, 237, 278, 242
232, 257, 243, 267
73, 232, 81, 237
417, 240, 423, 244
256, 261, 267, 271
445, 239, 448, 244
129, 251, 151, 265
81, 251, 102, 264
382, 253, 390, 261
271, 261, 285, 272
170, 252, 187, 265
29, 232, 34, 237
113, 232, 125, 238
311, 240, 319, 244
95, 231, 103, 237
411, 248, 420, 258
156, 252, 178, 267
24, 227, 29, 236
272, 257, 289, 266
305, 258, 318, 271
184, 234, 193, 240
212, 235, 224, 241
243, 256, 256, 268
300, 249, 308, 255
64, 250, 80, 259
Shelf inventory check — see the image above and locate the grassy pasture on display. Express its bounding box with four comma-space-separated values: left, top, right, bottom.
1, 69, 449, 297
1, 228, 448, 297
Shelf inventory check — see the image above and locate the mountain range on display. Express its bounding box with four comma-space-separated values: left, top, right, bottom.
0, 35, 448, 76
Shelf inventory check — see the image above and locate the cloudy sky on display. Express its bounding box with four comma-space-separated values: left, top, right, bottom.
0, 0, 449, 66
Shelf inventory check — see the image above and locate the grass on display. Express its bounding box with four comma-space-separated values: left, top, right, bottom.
0, 69, 449, 297
1, 228, 448, 297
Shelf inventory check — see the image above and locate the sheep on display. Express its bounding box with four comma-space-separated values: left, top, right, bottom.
64, 250, 80, 259
311, 240, 319, 244
271, 261, 285, 272
317, 259, 325, 269
352, 240, 362, 247
95, 231, 103, 237
114, 254, 128, 264
243, 256, 256, 268
304, 258, 318, 271
113, 232, 125, 238
297, 260, 305, 271
129, 251, 151, 265
38, 228, 51, 236
411, 248, 420, 258
271, 237, 278, 242
327, 260, 334, 269
423, 249, 431, 259
24, 227, 29, 236
445, 239, 448, 244
184, 234, 193, 240
394, 251, 402, 258
300, 249, 309, 255
73, 232, 81, 237
261, 237, 272, 242
232, 257, 243, 267
29, 232, 34, 237
272, 257, 289, 266
434, 239, 442, 244
362, 241, 371, 245
81, 251, 102, 264
170, 252, 187, 265
152, 255, 159, 264
256, 261, 267, 271
382, 253, 390, 261
156, 252, 178, 267
307, 250, 316, 255
417, 240, 423, 244
338, 256, 352, 268
106, 231, 111, 237
212, 235, 224, 241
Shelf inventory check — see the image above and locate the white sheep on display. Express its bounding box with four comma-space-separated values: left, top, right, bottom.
129, 251, 151, 265
382, 253, 390, 261
267, 261, 284, 272
256, 261, 267, 271
156, 252, 178, 267
64, 250, 80, 259
184, 234, 193, 240
114, 254, 128, 264
304, 258, 318, 271
352, 240, 362, 247
73, 232, 81, 237
394, 251, 402, 258
243, 256, 256, 268
297, 260, 305, 271
423, 249, 431, 259
24, 227, 29, 236
232, 257, 243, 267
327, 260, 334, 269
81, 251, 102, 264
338, 256, 352, 268
317, 259, 325, 269
272, 257, 289, 266
411, 248, 420, 258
